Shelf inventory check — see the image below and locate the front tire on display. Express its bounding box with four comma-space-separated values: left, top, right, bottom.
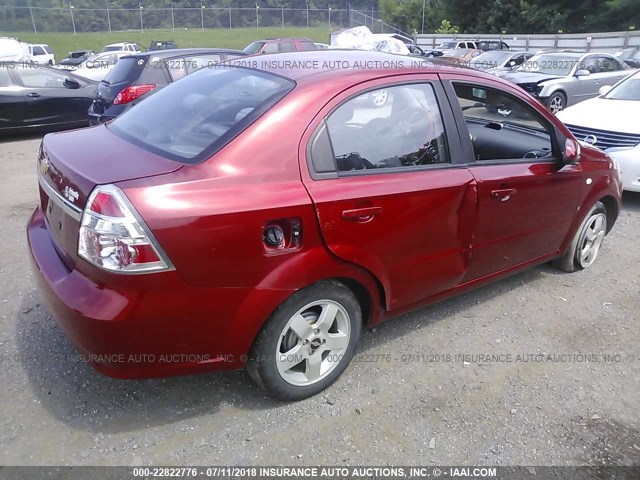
246, 281, 362, 401
553, 201, 607, 272
546, 91, 567, 114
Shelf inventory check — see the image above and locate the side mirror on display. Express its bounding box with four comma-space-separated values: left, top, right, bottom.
64, 78, 80, 89
598, 85, 613, 96
575, 69, 591, 77
554, 127, 581, 164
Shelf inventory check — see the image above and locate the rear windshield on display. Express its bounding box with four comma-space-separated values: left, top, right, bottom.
103, 56, 145, 83
108, 66, 294, 164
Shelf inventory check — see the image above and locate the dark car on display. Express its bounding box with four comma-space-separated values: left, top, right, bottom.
0, 62, 96, 135
149, 40, 178, 51
28, 51, 621, 401
615, 46, 640, 69
58, 50, 96, 70
243, 37, 317, 54
88, 48, 245, 124
477, 40, 510, 51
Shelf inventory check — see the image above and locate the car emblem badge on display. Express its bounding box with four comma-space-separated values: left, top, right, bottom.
64, 186, 79, 203
584, 134, 597, 145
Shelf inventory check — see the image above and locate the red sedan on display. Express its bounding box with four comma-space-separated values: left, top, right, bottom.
27, 51, 622, 400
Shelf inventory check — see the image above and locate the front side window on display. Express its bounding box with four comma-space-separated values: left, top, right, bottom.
16, 66, 69, 88
278, 42, 295, 52
109, 66, 294, 164
324, 84, 449, 172
32, 46, 45, 55
581, 56, 598, 74
452, 83, 554, 161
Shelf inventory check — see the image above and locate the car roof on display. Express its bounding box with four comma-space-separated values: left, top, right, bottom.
240, 50, 477, 82
261, 37, 313, 42
123, 48, 244, 59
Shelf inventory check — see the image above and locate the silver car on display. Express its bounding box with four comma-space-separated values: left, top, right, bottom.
501, 52, 630, 113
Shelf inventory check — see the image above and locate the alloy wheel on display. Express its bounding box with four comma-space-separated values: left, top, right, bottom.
549, 94, 565, 113
275, 300, 351, 386
577, 212, 606, 268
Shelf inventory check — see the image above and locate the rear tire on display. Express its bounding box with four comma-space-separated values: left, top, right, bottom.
552, 201, 607, 272
246, 281, 362, 401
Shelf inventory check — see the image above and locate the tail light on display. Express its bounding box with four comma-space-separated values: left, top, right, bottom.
78, 185, 173, 274
113, 84, 156, 105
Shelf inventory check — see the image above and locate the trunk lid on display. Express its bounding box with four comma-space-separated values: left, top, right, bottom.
38, 124, 182, 270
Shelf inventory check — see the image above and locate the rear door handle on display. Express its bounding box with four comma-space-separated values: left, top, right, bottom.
27, 92, 41, 98
491, 188, 517, 201
342, 206, 382, 220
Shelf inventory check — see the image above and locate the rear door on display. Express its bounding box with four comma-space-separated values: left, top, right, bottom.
443, 77, 584, 281
594, 56, 628, 91
301, 77, 477, 311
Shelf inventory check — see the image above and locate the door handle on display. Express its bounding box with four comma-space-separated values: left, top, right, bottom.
27, 92, 41, 98
491, 188, 517, 201
342, 206, 382, 221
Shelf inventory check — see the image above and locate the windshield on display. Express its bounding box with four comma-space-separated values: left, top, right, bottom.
604, 71, 640, 100
103, 45, 122, 52
517, 54, 581, 76
438, 42, 456, 49
243, 41, 265, 54
447, 49, 472, 58
472, 51, 512, 69
109, 66, 294, 164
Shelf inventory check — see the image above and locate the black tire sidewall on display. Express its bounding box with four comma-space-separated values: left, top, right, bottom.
247, 281, 362, 401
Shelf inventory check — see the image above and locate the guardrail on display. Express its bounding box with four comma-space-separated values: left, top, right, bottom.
415, 31, 640, 54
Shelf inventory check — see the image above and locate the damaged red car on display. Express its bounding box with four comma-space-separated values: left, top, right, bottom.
28, 51, 622, 400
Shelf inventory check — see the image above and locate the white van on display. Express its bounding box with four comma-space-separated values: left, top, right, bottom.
28, 44, 55, 65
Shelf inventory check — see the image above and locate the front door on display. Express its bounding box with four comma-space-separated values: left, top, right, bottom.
445, 79, 584, 281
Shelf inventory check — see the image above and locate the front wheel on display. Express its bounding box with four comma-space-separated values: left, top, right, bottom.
546, 91, 567, 114
246, 281, 362, 401
553, 201, 607, 272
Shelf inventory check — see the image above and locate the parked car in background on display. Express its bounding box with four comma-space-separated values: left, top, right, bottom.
471, 50, 533, 74
58, 50, 96, 70
28, 44, 55, 65
149, 40, 178, 51
73, 51, 129, 82
502, 52, 630, 113
243, 37, 317, 54
557, 70, 640, 192
615, 46, 640, 69
28, 50, 621, 401
0, 37, 30, 62
314, 42, 330, 50
102, 42, 142, 53
88, 48, 245, 124
477, 40, 510, 51
438, 48, 483, 64
436, 40, 478, 51
0, 63, 96, 135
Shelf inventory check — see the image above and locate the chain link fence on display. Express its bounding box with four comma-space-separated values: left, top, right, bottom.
0, 4, 409, 35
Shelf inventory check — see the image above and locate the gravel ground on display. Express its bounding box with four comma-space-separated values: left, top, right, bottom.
1, 134, 639, 467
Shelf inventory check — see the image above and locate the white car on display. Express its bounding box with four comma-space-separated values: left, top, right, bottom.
28, 44, 55, 65
72, 51, 128, 81
102, 42, 141, 53
557, 70, 640, 192
0, 37, 30, 62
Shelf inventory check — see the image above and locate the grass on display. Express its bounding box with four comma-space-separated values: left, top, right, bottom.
6, 27, 333, 60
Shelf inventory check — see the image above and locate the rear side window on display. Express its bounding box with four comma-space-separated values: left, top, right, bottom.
109, 67, 294, 164
324, 83, 449, 172
597, 56, 620, 72
103, 57, 145, 83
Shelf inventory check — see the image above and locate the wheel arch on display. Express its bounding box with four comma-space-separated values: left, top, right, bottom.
599, 194, 619, 234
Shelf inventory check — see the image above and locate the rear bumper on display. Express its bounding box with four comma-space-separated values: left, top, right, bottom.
27, 206, 293, 378
87, 102, 123, 125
